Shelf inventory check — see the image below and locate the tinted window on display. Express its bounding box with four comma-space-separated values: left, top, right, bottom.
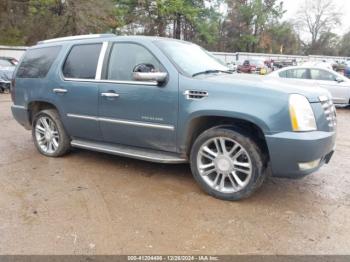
63, 44, 102, 79
16, 46, 61, 78
310, 69, 336, 81
281, 69, 310, 79
106, 43, 163, 81
278, 70, 287, 78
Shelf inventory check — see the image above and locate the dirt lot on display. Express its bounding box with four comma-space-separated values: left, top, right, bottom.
0, 93, 349, 255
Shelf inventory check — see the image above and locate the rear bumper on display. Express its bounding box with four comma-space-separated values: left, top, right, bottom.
11, 105, 31, 130
265, 131, 336, 178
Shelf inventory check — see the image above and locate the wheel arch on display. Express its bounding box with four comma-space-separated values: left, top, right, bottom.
183, 115, 270, 164
27, 100, 60, 125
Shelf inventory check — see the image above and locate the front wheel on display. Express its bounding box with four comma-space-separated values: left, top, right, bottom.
190, 128, 266, 201
32, 109, 71, 157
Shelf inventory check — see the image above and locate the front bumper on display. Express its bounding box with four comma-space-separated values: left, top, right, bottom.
11, 105, 31, 130
265, 131, 336, 178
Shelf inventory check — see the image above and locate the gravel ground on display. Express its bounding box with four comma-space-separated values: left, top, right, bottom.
0, 93, 349, 255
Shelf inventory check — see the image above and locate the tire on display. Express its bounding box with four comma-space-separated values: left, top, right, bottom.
32, 109, 71, 157
190, 127, 266, 201
3, 88, 9, 94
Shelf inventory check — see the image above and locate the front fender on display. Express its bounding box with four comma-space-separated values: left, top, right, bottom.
177, 75, 292, 153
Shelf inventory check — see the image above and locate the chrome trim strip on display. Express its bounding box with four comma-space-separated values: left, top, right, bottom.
183, 90, 208, 100
95, 42, 108, 80
99, 117, 174, 130
67, 113, 98, 121
67, 113, 174, 130
63, 77, 158, 86
71, 140, 187, 163
38, 34, 114, 44
12, 105, 26, 110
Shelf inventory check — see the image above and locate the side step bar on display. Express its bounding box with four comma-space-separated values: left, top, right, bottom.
71, 139, 187, 164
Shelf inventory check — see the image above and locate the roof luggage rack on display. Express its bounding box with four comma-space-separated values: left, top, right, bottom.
37, 34, 116, 45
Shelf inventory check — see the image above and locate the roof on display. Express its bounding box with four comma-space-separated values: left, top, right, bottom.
36, 34, 190, 46
274, 65, 334, 71
36, 34, 117, 45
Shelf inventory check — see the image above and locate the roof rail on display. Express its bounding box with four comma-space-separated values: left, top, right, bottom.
37, 34, 116, 45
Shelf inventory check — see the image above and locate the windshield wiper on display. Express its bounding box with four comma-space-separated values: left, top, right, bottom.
192, 69, 232, 77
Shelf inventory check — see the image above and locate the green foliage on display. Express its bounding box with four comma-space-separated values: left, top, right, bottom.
0, 0, 347, 56
338, 32, 350, 57
223, 0, 285, 52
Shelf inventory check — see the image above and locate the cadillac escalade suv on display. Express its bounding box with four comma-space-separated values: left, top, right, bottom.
11, 34, 336, 200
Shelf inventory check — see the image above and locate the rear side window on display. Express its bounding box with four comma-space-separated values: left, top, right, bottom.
63, 44, 102, 79
16, 46, 61, 78
278, 70, 287, 78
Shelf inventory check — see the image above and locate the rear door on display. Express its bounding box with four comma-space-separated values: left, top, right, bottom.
55, 43, 102, 141
98, 42, 178, 152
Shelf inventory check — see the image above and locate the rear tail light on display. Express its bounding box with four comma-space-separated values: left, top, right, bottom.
11, 78, 15, 102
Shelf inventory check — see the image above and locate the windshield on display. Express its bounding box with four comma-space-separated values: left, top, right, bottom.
155, 40, 228, 76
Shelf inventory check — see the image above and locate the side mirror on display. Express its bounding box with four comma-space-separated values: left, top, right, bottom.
133, 72, 168, 85
335, 76, 344, 83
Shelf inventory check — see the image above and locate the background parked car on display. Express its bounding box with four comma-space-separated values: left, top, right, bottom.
268, 66, 350, 105
226, 61, 238, 72
272, 59, 297, 69
0, 57, 18, 93
237, 59, 268, 75
0, 57, 17, 93
344, 61, 350, 79
0, 56, 18, 67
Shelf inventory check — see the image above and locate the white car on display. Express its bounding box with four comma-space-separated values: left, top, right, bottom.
268, 66, 350, 105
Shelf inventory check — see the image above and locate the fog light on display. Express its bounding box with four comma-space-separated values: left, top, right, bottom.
298, 159, 321, 170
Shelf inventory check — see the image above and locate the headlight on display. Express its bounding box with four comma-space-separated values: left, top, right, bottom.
289, 94, 317, 132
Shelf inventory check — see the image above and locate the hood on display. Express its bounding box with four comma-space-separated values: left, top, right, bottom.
200, 73, 330, 103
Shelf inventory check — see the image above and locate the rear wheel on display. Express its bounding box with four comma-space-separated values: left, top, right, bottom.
32, 109, 70, 157
190, 127, 266, 201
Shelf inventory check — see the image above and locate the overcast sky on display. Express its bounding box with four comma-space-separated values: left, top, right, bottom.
283, 0, 350, 35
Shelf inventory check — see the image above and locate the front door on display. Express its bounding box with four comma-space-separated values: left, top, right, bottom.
98, 42, 178, 152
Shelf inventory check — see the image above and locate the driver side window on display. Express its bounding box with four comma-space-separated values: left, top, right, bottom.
106, 43, 163, 81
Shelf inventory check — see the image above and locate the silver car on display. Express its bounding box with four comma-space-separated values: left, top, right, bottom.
268, 66, 350, 105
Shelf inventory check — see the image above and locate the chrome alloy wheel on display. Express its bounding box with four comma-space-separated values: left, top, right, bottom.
197, 137, 253, 193
35, 116, 60, 154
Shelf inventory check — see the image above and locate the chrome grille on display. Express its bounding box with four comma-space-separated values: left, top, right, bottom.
320, 97, 336, 128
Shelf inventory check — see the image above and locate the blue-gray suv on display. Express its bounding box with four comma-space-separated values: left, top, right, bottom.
11, 34, 336, 200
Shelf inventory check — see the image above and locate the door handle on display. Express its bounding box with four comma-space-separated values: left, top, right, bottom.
53, 88, 68, 94
101, 92, 120, 98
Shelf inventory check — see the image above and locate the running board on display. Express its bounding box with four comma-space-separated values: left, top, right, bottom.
71, 139, 187, 164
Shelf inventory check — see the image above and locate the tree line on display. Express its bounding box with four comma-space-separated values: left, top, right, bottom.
0, 0, 349, 56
